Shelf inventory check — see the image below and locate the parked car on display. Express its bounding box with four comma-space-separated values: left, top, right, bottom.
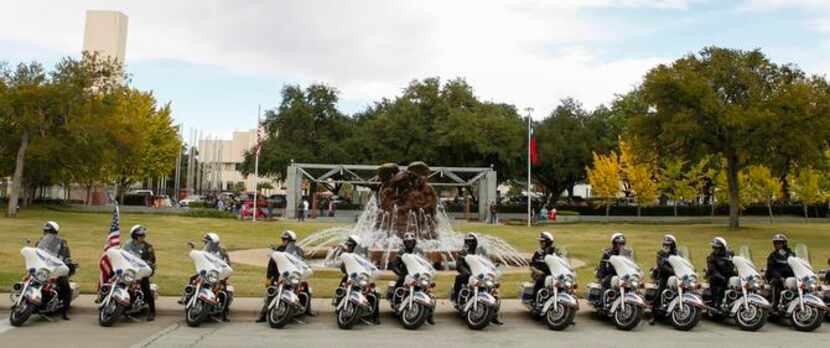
179, 195, 205, 207
268, 194, 286, 208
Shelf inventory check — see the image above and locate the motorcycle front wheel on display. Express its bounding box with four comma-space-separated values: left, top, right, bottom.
465, 303, 492, 330
9, 301, 34, 327
613, 303, 642, 331
791, 305, 823, 332
267, 300, 293, 329
185, 300, 209, 327
735, 303, 767, 331
336, 302, 359, 330
670, 304, 701, 331
400, 302, 428, 330
545, 305, 575, 331
98, 301, 125, 327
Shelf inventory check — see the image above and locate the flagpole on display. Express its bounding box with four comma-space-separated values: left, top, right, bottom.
526, 107, 533, 228
253, 105, 261, 223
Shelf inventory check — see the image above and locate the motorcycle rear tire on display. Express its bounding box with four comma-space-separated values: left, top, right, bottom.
98, 302, 124, 327
613, 303, 642, 331
400, 302, 428, 330
545, 306, 575, 331
465, 303, 492, 330
336, 302, 359, 330
267, 301, 292, 329
186, 300, 209, 327
9, 301, 34, 327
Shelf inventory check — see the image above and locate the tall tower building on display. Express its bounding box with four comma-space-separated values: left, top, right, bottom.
82, 10, 128, 63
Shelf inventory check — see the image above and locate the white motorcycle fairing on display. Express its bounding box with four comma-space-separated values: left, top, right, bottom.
22, 247, 69, 280
465, 254, 497, 281
402, 253, 435, 285
189, 250, 233, 280
107, 248, 153, 279
336, 253, 377, 311
270, 251, 313, 280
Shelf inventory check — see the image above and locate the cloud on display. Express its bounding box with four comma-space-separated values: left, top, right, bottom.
0, 0, 679, 118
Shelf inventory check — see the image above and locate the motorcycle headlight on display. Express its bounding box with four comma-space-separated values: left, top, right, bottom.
561, 274, 575, 289
483, 275, 496, 289
34, 268, 50, 282
681, 275, 697, 289
355, 274, 369, 288
289, 273, 301, 286
744, 275, 762, 290
801, 276, 818, 292
625, 274, 640, 289
418, 274, 431, 288
206, 270, 219, 284
122, 269, 136, 283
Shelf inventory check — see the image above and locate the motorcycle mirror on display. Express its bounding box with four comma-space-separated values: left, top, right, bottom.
270, 244, 278, 251
23, 238, 31, 245
186, 241, 195, 249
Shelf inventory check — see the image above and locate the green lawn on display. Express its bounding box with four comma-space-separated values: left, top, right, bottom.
2, 207, 829, 299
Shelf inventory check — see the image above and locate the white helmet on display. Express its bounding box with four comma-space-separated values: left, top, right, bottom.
663, 234, 677, 246
711, 237, 727, 249
282, 230, 297, 242
43, 221, 60, 234
610, 232, 625, 244
346, 234, 361, 247
203, 232, 220, 243
538, 231, 554, 243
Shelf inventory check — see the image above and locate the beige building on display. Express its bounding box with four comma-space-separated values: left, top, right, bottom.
199, 130, 279, 193
83, 10, 128, 63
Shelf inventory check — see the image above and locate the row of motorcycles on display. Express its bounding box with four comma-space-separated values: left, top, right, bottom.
9, 236, 829, 333
582, 243, 828, 332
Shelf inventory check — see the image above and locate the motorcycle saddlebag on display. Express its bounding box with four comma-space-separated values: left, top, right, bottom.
520, 282, 534, 303
587, 283, 602, 303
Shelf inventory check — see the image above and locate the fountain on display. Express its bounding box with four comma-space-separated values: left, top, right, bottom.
297, 162, 528, 270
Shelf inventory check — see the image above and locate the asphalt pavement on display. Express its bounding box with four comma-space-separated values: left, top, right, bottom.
1, 296, 828, 348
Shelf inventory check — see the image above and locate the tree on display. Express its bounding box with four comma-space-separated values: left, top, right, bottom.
233, 181, 246, 193
586, 151, 621, 217
532, 98, 619, 203
659, 159, 705, 216
744, 165, 782, 223
788, 167, 826, 222
619, 139, 658, 216
628, 47, 830, 228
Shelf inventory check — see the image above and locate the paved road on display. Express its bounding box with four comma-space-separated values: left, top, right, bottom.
1, 298, 828, 348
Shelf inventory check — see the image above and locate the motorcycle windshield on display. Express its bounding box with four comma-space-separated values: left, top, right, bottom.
668, 254, 696, 279
731, 255, 760, 280
341, 252, 378, 279
737, 245, 753, 261
609, 254, 641, 278
402, 253, 435, 278
107, 247, 152, 279
794, 244, 811, 264
465, 254, 498, 280
677, 246, 692, 264
189, 250, 233, 280
544, 253, 575, 278
787, 256, 816, 279
272, 251, 313, 280
21, 246, 69, 278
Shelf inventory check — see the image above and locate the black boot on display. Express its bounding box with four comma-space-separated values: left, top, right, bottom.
146, 311, 155, 322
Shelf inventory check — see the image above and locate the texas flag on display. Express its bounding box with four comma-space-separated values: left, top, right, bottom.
530, 129, 540, 166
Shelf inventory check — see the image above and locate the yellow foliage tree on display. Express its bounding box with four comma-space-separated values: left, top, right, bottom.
744, 165, 782, 223
788, 166, 826, 222
586, 151, 621, 217
619, 138, 659, 216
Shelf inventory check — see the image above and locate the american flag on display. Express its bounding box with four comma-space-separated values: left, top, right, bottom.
99, 204, 120, 287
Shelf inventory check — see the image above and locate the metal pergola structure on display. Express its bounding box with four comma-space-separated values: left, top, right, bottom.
285, 162, 498, 220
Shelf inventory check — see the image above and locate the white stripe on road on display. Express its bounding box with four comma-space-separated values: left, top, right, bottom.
0, 321, 14, 335
130, 322, 181, 348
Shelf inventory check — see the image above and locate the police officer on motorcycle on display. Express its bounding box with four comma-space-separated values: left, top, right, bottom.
452, 233, 501, 325
204, 232, 231, 321
35, 221, 73, 320
389, 232, 433, 324
596, 232, 627, 289
652, 234, 678, 319
257, 230, 312, 322
705, 237, 735, 313
531, 232, 558, 306
124, 225, 157, 321
765, 233, 795, 312
336, 235, 380, 324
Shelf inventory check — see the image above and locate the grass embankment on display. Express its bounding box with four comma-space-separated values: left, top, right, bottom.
2, 208, 829, 298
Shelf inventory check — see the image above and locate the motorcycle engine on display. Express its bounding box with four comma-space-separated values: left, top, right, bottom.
536, 288, 550, 304
725, 290, 739, 302
782, 290, 796, 303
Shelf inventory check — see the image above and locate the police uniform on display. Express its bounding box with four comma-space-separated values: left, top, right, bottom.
531, 246, 558, 302
36, 234, 73, 318
124, 240, 157, 316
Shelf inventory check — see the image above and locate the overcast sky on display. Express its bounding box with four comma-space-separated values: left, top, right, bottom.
2, 0, 830, 138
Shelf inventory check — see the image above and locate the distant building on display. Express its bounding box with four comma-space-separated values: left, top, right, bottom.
198, 130, 279, 193
83, 10, 128, 63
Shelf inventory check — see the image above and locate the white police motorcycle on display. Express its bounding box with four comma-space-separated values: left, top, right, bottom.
333, 252, 380, 329
264, 250, 313, 328
386, 253, 437, 330
521, 249, 578, 330
97, 247, 157, 326
704, 246, 770, 331
773, 244, 827, 331
587, 250, 647, 330
453, 254, 502, 330
181, 242, 234, 327
9, 242, 79, 326
647, 247, 706, 330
